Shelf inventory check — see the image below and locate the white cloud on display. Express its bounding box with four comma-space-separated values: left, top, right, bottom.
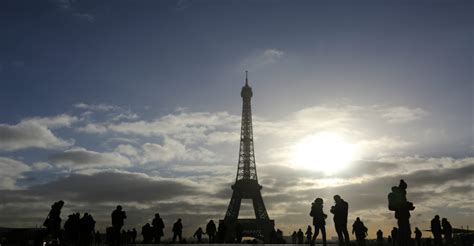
116, 139, 219, 164
381, 106, 427, 124
74, 102, 119, 112
32, 162, 53, 170
76, 123, 108, 134
0, 157, 31, 189
0, 115, 76, 151
241, 49, 285, 69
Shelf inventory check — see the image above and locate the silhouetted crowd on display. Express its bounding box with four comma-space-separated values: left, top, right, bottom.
41, 179, 471, 246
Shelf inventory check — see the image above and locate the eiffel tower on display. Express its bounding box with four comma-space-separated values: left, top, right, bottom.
220, 71, 275, 243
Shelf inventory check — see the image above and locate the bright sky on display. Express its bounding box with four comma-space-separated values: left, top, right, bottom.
0, 0, 472, 239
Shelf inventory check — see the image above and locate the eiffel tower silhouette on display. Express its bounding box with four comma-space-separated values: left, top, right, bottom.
220, 71, 275, 243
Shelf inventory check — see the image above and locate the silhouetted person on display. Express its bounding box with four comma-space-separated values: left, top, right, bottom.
217, 221, 226, 243
442, 218, 453, 245
414, 227, 422, 246
387, 235, 392, 245
310, 197, 327, 246
172, 218, 183, 243
352, 217, 367, 246
152, 213, 165, 243
44, 200, 64, 243
391, 227, 398, 246
431, 215, 442, 246
194, 227, 204, 243
142, 223, 153, 243
376, 229, 384, 246
235, 222, 243, 243
206, 220, 217, 243
120, 230, 128, 244
291, 231, 297, 244
94, 231, 102, 245
305, 225, 312, 244
131, 228, 137, 244
331, 195, 350, 246
276, 229, 285, 244
111, 205, 126, 245
64, 213, 79, 244
388, 180, 415, 246
80, 213, 96, 245
297, 229, 304, 244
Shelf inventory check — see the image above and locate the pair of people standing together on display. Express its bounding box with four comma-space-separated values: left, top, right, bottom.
310, 195, 350, 246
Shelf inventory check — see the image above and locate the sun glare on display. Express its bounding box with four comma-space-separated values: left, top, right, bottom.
292, 132, 357, 175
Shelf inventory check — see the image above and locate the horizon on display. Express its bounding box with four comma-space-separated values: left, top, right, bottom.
0, 0, 472, 242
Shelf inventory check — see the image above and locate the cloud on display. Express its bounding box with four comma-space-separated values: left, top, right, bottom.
381, 106, 427, 124
74, 102, 119, 112
76, 123, 108, 134
116, 138, 219, 164
72, 13, 95, 23
0, 157, 31, 189
27, 171, 200, 203
242, 49, 285, 69
48, 147, 131, 170
0, 115, 76, 151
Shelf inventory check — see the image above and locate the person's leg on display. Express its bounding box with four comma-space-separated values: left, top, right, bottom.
336, 225, 344, 246
312, 226, 319, 242
321, 226, 327, 246
342, 226, 350, 245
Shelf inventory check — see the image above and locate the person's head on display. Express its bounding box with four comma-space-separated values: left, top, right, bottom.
356, 217, 360, 221
210, 219, 214, 223
117, 205, 122, 211
391, 186, 398, 192
155, 213, 160, 218
314, 197, 323, 205
442, 218, 447, 222
435, 215, 440, 220
57, 200, 64, 208
333, 195, 342, 202
178, 218, 182, 222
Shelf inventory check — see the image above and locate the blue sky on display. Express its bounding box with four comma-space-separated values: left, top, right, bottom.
0, 0, 472, 239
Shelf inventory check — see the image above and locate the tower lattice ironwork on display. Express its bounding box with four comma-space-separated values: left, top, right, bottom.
221, 71, 274, 243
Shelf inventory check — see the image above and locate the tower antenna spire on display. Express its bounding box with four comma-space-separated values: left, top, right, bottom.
245, 70, 248, 86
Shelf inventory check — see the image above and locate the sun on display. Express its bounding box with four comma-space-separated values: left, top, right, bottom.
291, 132, 357, 175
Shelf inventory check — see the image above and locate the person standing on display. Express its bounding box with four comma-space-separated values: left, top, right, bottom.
305, 225, 313, 244
152, 213, 165, 243
310, 197, 327, 246
206, 220, 217, 243
330, 195, 350, 245
291, 231, 297, 244
388, 180, 415, 246
172, 218, 183, 243
391, 227, 398, 246
442, 218, 453, 245
297, 229, 304, 244
44, 200, 65, 244
376, 229, 384, 246
194, 227, 204, 243
431, 215, 442, 246
111, 205, 126, 246
414, 227, 422, 246
352, 217, 368, 246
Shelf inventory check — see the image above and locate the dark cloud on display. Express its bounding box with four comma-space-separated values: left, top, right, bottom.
1, 171, 200, 204
48, 148, 130, 169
